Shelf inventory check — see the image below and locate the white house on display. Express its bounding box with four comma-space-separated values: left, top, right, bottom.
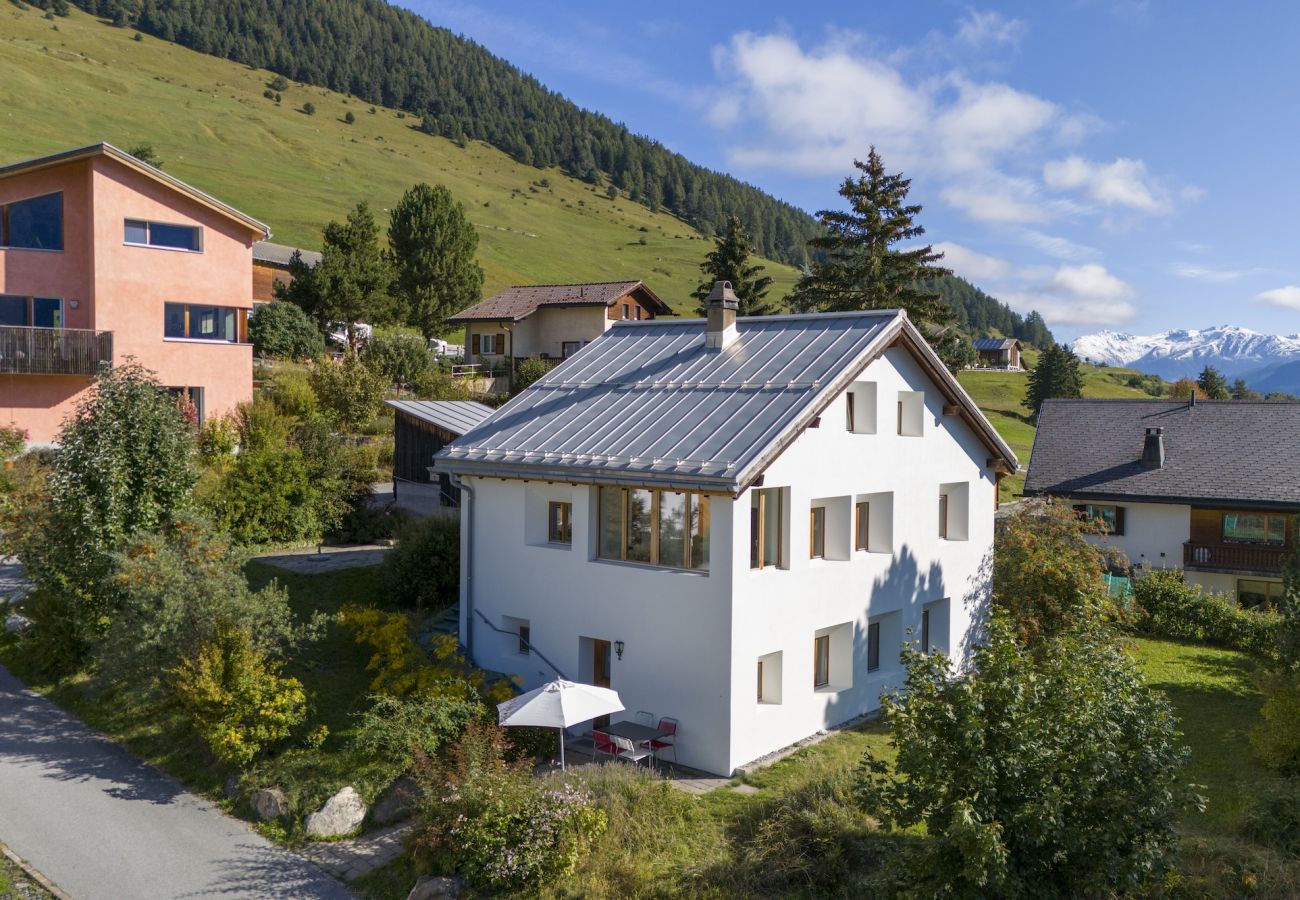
1024, 397, 1300, 608
434, 283, 1018, 775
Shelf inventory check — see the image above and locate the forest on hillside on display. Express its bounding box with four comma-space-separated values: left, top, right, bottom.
918, 275, 1054, 346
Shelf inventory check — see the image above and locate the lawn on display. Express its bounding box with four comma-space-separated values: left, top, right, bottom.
0, 5, 799, 313
0, 851, 52, 900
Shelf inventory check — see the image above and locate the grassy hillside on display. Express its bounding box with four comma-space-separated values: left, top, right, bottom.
958, 352, 1163, 500
0, 5, 799, 311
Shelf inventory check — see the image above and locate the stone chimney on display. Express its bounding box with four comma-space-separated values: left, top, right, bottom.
1140, 427, 1165, 469
705, 280, 739, 350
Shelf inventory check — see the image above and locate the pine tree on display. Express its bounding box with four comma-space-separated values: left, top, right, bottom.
789, 148, 952, 326
691, 216, 775, 316
1197, 365, 1231, 400
388, 183, 484, 338
1230, 378, 1262, 401
1025, 343, 1084, 419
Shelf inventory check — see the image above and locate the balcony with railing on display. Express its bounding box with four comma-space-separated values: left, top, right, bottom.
0, 326, 113, 376
1183, 541, 1285, 576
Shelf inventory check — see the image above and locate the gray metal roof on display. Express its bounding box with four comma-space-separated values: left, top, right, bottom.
1024, 398, 1300, 509
253, 241, 322, 268
435, 311, 1018, 493
386, 400, 496, 437
973, 337, 1020, 351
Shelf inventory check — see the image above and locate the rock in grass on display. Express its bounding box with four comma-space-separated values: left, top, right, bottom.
372, 776, 419, 825
304, 785, 366, 837
408, 875, 464, 900
250, 786, 290, 821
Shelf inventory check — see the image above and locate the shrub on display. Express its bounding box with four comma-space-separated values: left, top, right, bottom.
1243, 781, 1300, 856
216, 446, 321, 544
172, 624, 308, 766
0, 424, 26, 461
343, 110, 355, 124
268, 74, 289, 92
857, 611, 1198, 898
11, 586, 87, 678
411, 720, 606, 893
249, 302, 325, 360
267, 369, 318, 421
361, 327, 431, 390
352, 692, 481, 771
411, 366, 473, 401
1133, 568, 1281, 659
512, 356, 551, 394
303, 102, 316, 115
1251, 670, 1300, 774
993, 498, 1121, 646
235, 396, 294, 452
381, 515, 459, 610
197, 414, 238, 460
309, 353, 388, 432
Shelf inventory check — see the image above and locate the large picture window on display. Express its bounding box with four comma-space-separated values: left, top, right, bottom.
597, 486, 709, 571
0, 295, 63, 328
164, 303, 243, 342
1223, 513, 1286, 545
125, 218, 202, 252
1, 192, 63, 250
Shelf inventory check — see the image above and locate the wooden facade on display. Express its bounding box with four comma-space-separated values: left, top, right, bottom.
1183, 506, 1295, 576
252, 262, 285, 304
393, 409, 459, 502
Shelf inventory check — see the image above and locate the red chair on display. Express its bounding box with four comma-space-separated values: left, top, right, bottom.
591, 730, 617, 762
649, 717, 678, 765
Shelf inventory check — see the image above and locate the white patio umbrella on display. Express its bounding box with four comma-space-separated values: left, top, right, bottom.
497, 679, 625, 770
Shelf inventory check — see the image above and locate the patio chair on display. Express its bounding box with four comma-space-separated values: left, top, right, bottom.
591, 730, 617, 762
635, 710, 655, 727
649, 717, 678, 765
610, 734, 653, 767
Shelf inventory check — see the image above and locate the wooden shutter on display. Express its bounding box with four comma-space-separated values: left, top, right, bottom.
1113, 507, 1126, 536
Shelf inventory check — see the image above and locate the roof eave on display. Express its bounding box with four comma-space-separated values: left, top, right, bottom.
431, 457, 740, 495
1025, 485, 1300, 512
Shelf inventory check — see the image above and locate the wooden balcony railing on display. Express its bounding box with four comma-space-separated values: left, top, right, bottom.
0, 326, 113, 376
1183, 541, 1285, 574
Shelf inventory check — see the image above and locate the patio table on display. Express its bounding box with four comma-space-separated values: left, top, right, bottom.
604, 720, 667, 744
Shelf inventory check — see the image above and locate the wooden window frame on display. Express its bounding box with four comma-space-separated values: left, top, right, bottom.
846, 391, 855, 432
855, 501, 870, 552
751, 488, 783, 570
813, 635, 830, 688
757, 659, 764, 702
809, 505, 826, 559
597, 486, 709, 571
1222, 512, 1286, 546
896, 400, 904, 435
938, 492, 950, 540
867, 622, 881, 672
547, 501, 572, 545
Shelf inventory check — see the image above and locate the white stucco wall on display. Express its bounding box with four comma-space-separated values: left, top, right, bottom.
1084, 500, 1189, 573
456, 345, 999, 775
465, 307, 612, 363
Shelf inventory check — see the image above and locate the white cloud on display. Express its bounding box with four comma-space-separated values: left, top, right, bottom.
954, 10, 1027, 48
1004, 263, 1137, 325
942, 180, 1049, 224
1016, 229, 1098, 260
1172, 264, 1248, 282
933, 241, 1012, 281
935, 78, 1058, 171
1043, 155, 1168, 214
1256, 286, 1300, 312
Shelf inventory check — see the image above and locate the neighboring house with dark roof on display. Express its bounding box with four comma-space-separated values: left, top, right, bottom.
1024, 398, 1300, 606
972, 337, 1022, 370
435, 283, 1017, 776
252, 241, 322, 304
447, 280, 673, 366
386, 399, 495, 506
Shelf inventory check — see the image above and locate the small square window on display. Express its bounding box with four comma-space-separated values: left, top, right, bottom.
548, 501, 572, 544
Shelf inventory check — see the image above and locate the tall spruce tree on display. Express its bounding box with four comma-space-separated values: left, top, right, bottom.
691, 216, 775, 316
275, 202, 394, 345
1025, 343, 1084, 419
1197, 365, 1231, 400
388, 183, 484, 338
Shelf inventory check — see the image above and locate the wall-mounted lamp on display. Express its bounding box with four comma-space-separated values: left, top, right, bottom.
68, 299, 79, 309
614, 640, 624, 661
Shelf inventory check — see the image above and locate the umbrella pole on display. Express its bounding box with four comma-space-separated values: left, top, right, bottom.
559, 727, 566, 770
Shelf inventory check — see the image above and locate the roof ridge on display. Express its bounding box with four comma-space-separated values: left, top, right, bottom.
504, 280, 641, 289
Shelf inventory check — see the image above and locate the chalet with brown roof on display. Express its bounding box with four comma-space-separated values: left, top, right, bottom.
448, 280, 673, 365
252, 241, 321, 304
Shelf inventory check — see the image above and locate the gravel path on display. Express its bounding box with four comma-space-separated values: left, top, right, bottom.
0, 665, 351, 900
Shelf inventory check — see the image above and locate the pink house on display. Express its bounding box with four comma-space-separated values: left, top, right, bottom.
0, 143, 269, 444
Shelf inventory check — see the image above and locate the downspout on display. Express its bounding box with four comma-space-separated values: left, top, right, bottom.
449, 471, 475, 664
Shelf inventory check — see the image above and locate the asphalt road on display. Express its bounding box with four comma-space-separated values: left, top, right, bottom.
0, 664, 352, 899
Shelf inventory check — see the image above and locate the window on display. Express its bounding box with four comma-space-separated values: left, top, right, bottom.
809, 506, 826, 559
1, 192, 62, 250
750, 487, 783, 569
518, 624, 531, 656
0, 295, 62, 328
938, 493, 949, 539
166, 386, 205, 424
938, 482, 970, 541
845, 392, 855, 432
867, 622, 881, 672
1074, 504, 1126, 535
1223, 513, 1287, 545
475, 333, 504, 355
547, 501, 572, 545
758, 651, 783, 703
897, 390, 924, 436
163, 303, 242, 342
813, 635, 830, 688
855, 501, 870, 551
757, 659, 765, 701
597, 486, 709, 570
562, 340, 582, 358
124, 218, 202, 251
921, 609, 930, 653
1239, 579, 1284, 610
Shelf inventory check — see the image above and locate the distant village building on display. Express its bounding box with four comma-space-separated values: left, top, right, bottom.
448, 281, 673, 367
435, 285, 1017, 775
1025, 398, 1300, 606
252, 241, 321, 304
972, 337, 1023, 370
0, 143, 266, 444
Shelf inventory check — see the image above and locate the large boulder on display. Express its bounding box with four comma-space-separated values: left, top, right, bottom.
372, 776, 419, 825
407, 875, 464, 900
304, 785, 366, 837
250, 787, 290, 821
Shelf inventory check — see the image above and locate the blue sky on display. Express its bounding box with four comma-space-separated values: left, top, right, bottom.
401, 1, 1300, 340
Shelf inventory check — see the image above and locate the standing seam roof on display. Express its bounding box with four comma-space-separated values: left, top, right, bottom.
386, 400, 496, 436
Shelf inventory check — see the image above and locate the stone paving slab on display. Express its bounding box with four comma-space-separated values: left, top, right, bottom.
298, 821, 415, 882
252, 545, 390, 574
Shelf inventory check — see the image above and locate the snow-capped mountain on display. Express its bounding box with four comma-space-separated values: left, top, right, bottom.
1071, 326, 1300, 389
